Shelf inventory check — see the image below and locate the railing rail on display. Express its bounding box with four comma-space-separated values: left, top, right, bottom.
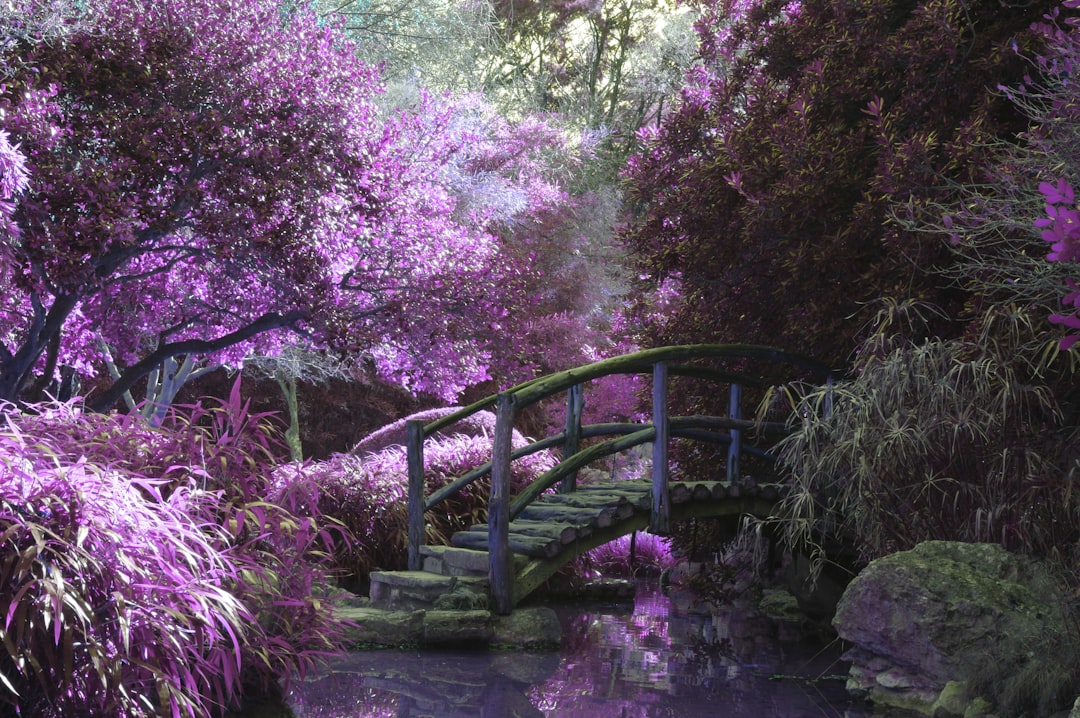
405, 343, 837, 613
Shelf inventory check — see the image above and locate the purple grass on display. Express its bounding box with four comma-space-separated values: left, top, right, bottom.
0, 399, 346, 716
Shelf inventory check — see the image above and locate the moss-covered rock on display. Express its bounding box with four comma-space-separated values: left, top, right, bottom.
833, 541, 1075, 716
423, 609, 493, 643
335, 603, 561, 648
338, 606, 426, 646
492, 606, 562, 649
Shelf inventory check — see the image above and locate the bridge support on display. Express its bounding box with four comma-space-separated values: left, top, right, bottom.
560, 384, 583, 493
407, 419, 425, 571
489, 392, 516, 615
727, 383, 742, 487
650, 361, 670, 534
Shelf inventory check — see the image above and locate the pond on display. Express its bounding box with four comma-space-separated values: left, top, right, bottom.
282, 581, 873, 717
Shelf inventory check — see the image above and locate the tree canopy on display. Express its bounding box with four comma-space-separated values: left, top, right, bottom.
0, 0, 595, 408
622, 0, 1060, 366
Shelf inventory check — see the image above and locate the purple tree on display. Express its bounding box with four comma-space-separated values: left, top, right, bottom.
621, 0, 1059, 365
0, 0, 565, 409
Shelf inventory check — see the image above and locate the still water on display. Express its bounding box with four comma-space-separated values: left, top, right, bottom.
285, 582, 873, 717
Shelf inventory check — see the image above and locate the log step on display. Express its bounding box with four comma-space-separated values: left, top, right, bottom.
541, 492, 630, 508
517, 503, 619, 528
470, 519, 586, 544
537, 494, 640, 518
451, 530, 562, 559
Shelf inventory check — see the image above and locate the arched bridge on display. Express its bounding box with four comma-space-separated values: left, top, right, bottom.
368, 344, 837, 615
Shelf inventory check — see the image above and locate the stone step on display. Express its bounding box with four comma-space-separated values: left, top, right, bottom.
368, 570, 488, 611
334, 602, 562, 648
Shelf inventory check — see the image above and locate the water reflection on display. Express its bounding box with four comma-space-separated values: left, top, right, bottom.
286, 582, 871, 717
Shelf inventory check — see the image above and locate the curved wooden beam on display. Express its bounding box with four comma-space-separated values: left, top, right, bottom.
511, 493, 779, 605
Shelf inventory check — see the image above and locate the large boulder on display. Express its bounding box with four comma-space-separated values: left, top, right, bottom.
833, 541, 1076, 716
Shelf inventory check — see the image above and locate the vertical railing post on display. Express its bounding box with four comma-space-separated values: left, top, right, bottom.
650, 361, 670, 535
727, 383, 742, 488
489, 392, 517, 615
560, 383, 584, 493
406, 419, 425, 571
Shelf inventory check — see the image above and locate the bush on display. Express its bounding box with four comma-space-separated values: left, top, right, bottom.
768, 302, 1080, 584
0, 451, 251, 716
0, 398, 347, 716
277, 414, 556, 585
349, 406, 496, 456
577, 531, 674, 579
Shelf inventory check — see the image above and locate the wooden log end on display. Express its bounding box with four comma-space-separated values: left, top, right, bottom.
669, 484, 691, 504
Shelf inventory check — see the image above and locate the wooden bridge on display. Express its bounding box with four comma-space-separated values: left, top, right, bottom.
368, 344, 836, 615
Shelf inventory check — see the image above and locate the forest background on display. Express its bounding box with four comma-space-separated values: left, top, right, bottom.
2, 0, 1080, 715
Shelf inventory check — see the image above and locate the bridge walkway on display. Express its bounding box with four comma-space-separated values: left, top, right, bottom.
369, 477, 783, 611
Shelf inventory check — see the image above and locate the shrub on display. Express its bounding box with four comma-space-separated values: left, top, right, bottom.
577, 532, 674, 579
277, 417, 556, 585
0, 398, 347, 716
0, 422, 251, 716
767, 302, 1080, 584
349, 406, 496, 456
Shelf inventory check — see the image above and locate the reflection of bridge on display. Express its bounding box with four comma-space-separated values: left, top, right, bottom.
369, 345, 836, 615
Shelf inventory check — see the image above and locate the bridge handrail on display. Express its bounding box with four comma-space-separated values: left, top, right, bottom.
506, 418, 790, 520
424, 415, 789, 511
414, 345, 833, 440
504, 344, 833, 409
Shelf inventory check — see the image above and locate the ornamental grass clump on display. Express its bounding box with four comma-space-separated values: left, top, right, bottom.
0, 431, 250, 716
0, 397, 348, 716
768, 301, 1080, 585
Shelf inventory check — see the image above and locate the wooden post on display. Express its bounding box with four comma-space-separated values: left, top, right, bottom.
489, 392, 517, 615
560, 383, 584, 493
727, 383, 742, 488
406, 419, 425, 571
650, 361, 670, 535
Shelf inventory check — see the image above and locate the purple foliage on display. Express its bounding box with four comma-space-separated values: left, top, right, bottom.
1020, 4, 1080, 350
581, 532, 674, 578
0, 400, 347, 716
0, 0, 601, 408
1037, 179, 1080, 349
277, 424, 556, 582
0, 130, 28, 241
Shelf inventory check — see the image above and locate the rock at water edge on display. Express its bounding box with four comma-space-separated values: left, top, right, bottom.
833, 541, 1073, 716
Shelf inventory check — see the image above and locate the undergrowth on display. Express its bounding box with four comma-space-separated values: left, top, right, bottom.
279, 413, 556, 586
760, 300, 1080, 716
0, 387, 347, 717
766, 300, 1080, 584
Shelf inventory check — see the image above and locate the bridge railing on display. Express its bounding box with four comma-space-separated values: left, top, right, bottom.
404, 344, 837, 613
